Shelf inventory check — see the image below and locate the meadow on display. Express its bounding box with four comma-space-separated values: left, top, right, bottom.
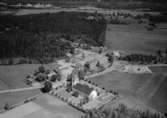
88, 66, 167, 113
0, 63, 70, 110
0, 64, 42, 109
149, 65, 167, 73
105, 24, 167, 54
0, 90, 40, 110
0, 94, 83, 118
30, 94, 83, 118
0, 64, 41, 90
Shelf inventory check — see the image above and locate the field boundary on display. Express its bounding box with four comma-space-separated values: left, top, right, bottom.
0, 93, 42, 114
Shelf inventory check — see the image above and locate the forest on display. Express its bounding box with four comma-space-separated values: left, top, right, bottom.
0, 12, 106, 64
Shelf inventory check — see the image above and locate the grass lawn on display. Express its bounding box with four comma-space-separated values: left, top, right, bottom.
105, 24, 167, 54
88, 71, 167, 113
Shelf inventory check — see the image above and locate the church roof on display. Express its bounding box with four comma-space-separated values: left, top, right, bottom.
73, 83, 93, 95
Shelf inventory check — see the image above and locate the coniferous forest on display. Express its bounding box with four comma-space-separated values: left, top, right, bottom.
0, 12, 106, 64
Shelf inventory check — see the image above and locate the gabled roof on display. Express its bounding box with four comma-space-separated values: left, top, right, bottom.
73, 83, 93, 95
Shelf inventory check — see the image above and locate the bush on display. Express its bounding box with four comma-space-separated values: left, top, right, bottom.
4, 103, 10, 110
41, 81, 52, 93
118, 50, 167, 64
38, 65, 45, 73
72, 91, 79, 97
35, 73, 48, 82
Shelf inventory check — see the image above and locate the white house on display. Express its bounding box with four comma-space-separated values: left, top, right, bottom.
89, 90, 98, 100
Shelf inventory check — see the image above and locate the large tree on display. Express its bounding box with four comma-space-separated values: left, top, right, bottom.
42, 81, 52, 93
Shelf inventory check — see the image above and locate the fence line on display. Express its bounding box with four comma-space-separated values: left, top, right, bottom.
0, 93, 42, 114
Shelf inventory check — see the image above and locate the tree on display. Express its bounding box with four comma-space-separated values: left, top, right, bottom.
78, 70, 85, 80
72, 91, 79, 97
84, 62, 90, 73
50, 73, 61, 82
26, 78, 32, 85
57, 74, 61, 81
157, 50, 162, 57
106, 53, 113, 64
38, 65, 45, 73
82, 96, 89, 104
50, 74, 57, 82
45, 69, 50, 74
33, 70, 39, 76
35, 73, 48, 82
41, 81, 52, 93
96, 61, 100, 67
83, 104, 165, 118
4, 103, 10, 110
0, 13, 106, 64
65, 55, 70, 62
165, 48, 167, 54
66, 74, 73, 92
96, 61, 105, 72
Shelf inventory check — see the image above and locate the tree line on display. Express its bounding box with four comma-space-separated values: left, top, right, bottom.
118, 49, 167, 64
82, 104, 165, 118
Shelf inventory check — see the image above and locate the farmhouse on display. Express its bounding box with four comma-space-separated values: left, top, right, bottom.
73, 83, 98, 100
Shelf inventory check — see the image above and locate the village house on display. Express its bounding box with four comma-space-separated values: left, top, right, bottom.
73, 83, 98, 100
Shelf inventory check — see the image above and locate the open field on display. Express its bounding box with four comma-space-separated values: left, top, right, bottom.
105, 24, 167, 54
0, 64, 41, 90
88, 68, 167, 113
149, 65, 167, 73
0, 90, 40, 110
0, 64, 45, 110
29, 94, 83, 118
0, 94, 83, 118
0, 63, 58, 90
0, 63, 73, 110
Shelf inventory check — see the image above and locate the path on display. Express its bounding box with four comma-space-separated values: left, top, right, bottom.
85, 65, 114, 79
11, 7, 160, 16
0, 86, 42, 94
147, 64, 167, 67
